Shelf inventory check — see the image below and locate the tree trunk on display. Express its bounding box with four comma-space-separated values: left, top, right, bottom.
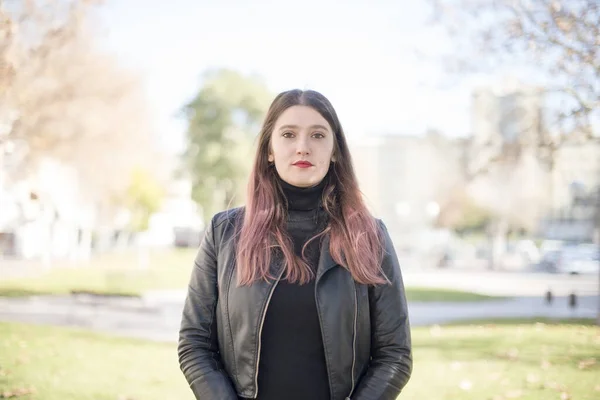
595, 188, 600, 326
597, 259, 600, 326
488, 218, 508, 270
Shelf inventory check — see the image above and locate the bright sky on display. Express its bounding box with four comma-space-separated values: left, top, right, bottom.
98, 0, 478, 154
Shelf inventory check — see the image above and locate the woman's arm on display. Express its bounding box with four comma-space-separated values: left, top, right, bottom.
351, 220, 412, 400
178, 216, 238, 399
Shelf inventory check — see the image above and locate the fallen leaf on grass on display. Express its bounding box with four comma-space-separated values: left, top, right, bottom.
488, 372, 502, 381
1, 387, 36, 398
499, 348, 520, 361
534, 322, 546, 331
507, 348, 519, 360
450, 361, 462, 370
429, 325, 442, 337
504, 389, 523, 398
459, 380, 472, 391
544, 381, 567, 392
16, 355, 30, 365
578, 358, 596, 369
526, 374, 539, 384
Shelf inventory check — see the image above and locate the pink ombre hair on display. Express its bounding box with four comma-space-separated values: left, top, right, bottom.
236, 89, 388, 286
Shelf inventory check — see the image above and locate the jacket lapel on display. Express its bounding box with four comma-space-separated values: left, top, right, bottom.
316, 234, 339, 282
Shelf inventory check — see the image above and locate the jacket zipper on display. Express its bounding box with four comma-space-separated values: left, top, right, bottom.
253, 267, 285, 398
346, 283, 358, 399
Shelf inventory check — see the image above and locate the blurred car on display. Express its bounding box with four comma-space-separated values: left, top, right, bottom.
541, 245, 599, 275
173, 227, 204, 248
513, 239, 541, 264
538, 249, 562, 272
539, 239, 565, 254
559, 245, 599, 275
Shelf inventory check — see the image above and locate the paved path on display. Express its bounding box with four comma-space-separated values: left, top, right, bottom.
0, 294, 182, 342
0, 291, 596, 343
1, 267, 597, 342
402, 269, 598, 297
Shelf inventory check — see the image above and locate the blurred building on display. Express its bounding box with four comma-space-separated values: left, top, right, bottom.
469, 78, 599, 243
350, 131, 467, 252
0, 157, 95, 260
139, 177, 204, 248
541, 136, 600, 242
469, 80, 547, 177
351, 78, 600, 262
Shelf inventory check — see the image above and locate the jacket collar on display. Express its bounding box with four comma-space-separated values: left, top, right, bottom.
316, 234, 339, 282
267, 233, 339, 285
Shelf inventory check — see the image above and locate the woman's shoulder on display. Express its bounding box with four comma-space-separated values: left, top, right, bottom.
210, 206, 245, 229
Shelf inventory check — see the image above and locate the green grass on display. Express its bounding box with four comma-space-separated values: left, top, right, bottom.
405, 287, 504, 302
0, 250, 504, 302
443, 317, 597, 327
403, 318, 600, 400
0, 248, 197, 298
0, 319, 597, 400
0, 322, 191, 400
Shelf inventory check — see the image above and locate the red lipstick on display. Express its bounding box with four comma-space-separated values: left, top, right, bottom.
293, 161, 313, 168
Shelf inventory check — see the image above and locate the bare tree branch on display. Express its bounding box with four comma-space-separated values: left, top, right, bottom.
1, 0, 161, 222
430, 0, 599, 134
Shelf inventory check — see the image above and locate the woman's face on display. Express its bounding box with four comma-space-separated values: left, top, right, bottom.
269, 105, 336, 188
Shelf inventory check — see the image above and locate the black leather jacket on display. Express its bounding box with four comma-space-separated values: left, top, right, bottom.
178, 208, 412, 400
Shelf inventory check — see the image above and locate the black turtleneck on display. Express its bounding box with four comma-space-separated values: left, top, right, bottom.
253, 176, 331, 400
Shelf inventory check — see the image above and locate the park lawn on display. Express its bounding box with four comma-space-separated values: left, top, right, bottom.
0, 249, 503, 302
0, 248, 198, 297
0, 319, 598, 400
404, 287, 503, 302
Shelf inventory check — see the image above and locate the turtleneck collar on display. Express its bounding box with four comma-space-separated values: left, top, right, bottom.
277, 175, 326, 211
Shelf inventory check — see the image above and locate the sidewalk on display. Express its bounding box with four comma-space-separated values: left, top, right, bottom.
0, 292, 596, 343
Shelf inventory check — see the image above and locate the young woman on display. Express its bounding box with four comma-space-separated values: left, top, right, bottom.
178, 89, 412, 400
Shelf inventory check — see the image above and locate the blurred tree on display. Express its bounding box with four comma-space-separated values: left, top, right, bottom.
1, 0, 112, 174
123, 167, 165, 232
0, 0, 165, 249
428, 0, 599, 269
430, 0, 599, 136
181, 68, 272, 223
0, 0, 159, 184
468, 152, 551, 268
437, 186, 493, 235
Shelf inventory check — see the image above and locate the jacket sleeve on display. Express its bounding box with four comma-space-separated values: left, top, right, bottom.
351, 220, 413, 400
178, 216, 238, 399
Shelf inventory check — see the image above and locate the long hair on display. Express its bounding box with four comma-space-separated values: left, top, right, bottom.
236, 89, 388, 286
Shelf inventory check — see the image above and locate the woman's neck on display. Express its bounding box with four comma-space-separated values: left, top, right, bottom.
278, 176, 325, 211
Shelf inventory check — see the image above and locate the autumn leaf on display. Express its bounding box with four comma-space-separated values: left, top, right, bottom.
504, 389, 523, 398
577, 358, 596, 370
1, 386, 36, 398
459, 379, 473, 391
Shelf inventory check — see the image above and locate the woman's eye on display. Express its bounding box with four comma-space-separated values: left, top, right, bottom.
282, 131, 294, 138
312, 132, 325, 139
